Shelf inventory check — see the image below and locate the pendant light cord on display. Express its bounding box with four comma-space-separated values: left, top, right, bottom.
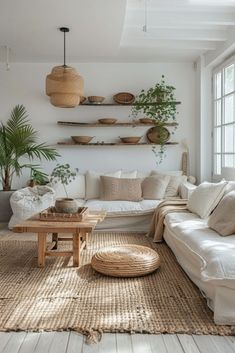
63, 30, 66, 67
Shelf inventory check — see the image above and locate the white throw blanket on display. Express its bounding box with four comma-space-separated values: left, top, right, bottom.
8, 186, 55, 229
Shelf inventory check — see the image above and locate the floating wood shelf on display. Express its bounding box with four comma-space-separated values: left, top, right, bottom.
57, 121, 178, 127
57, 142, 179, 146
80, 101, 181, 106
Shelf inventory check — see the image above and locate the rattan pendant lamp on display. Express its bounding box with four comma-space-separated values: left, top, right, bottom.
46, 27, 84, 108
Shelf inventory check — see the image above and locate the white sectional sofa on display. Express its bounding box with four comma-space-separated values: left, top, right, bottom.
9, 170, 235, 325
163, 181, 235, 325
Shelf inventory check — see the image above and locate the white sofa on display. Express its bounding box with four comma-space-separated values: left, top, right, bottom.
163, 181, 235, 325
50, 169, 192, 232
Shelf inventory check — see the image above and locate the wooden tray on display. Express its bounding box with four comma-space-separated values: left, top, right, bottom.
39, 207, 89, 222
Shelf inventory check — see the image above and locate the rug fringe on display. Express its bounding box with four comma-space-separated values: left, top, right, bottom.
74, 327, 103, 344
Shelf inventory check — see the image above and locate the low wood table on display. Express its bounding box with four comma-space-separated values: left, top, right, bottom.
13, 211, 106, 268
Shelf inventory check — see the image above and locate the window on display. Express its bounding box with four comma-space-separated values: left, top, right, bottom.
213, 59, 235, 176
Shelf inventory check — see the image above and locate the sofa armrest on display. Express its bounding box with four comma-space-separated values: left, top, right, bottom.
179, 181, 197, 200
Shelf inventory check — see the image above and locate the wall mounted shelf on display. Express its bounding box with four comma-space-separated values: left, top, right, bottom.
57, 142, 179, 146
57, 121, 178, 127
80, 101, 181, 106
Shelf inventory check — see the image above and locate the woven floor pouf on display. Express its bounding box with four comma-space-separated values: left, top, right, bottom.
91, 244, 160, 277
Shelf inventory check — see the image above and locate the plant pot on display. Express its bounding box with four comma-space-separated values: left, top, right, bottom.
55, 198, 78, 214
0, 190, 14, 222
146, 126, 170, 144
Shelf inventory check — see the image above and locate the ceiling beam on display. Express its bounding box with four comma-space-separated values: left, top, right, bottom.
126, 11, 235, 26
124, 27, 227, 41
205, 26, 235, 66
121, 40, 217, 50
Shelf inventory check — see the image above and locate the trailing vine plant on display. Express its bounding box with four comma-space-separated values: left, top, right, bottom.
131, 75, 178, 163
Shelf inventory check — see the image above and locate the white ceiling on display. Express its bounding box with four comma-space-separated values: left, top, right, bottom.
1, 0, 235, 63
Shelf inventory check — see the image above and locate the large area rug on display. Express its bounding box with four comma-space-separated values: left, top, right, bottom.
0, 232, 235, 339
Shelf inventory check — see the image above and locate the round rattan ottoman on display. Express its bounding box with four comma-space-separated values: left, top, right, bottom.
91, 245, 160, 277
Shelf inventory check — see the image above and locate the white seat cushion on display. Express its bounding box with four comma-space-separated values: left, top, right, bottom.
165, 212, 235, 281
84, 199, 161, 216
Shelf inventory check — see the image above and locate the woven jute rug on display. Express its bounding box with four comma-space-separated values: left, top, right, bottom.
0, 232, 235, 340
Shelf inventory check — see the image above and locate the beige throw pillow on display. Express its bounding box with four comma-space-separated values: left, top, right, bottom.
100, 176, 142, 201
142, 175, 170, 200
85, 170, 121, 200
151, 171, 187, 197
208, 191, 235, 236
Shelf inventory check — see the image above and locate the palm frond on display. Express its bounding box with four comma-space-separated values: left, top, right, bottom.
0, 105, 59, 190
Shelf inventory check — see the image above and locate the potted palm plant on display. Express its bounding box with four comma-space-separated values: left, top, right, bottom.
0, 105, 59, 221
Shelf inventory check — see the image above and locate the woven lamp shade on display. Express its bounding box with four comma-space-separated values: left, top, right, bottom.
46, 65, 84, 108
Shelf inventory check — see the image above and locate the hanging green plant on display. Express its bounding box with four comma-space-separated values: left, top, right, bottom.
131, 75, 179, 163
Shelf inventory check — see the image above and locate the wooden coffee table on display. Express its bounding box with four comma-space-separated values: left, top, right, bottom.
13, 211, 106, 268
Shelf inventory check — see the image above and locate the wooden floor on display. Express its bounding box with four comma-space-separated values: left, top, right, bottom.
0, 225, 234, 352
0, 332, 235, 353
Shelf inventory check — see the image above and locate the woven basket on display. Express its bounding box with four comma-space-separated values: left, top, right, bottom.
113, 92, 135, 104
91, 244, 160, 277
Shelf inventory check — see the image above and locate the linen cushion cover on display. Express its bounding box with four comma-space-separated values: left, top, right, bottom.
100, 176, 142, 201
151, 171, 187, 197
187, 180, 227, 219
142, 175, 170, 200
208, 191, 235, 236
85, 170, 121, 200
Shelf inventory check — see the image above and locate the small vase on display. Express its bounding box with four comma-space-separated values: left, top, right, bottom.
55, 198, 78, 214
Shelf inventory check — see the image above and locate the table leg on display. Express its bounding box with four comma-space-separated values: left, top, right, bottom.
52, 232, 58, 249
38, 233, 47, 267
73, 232, 80, 267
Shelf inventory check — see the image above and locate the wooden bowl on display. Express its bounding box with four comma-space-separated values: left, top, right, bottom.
113, 92, 135, 105
88, 96, 105, 104
98, 118, 117, 124
71, 136, 94, 144
119, 136, 141, 144
139, 118, 154, 124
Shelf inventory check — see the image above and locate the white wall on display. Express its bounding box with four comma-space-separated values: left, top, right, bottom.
0, 62, 196, 188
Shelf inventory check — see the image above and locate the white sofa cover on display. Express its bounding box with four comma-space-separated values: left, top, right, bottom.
48, 169, 192, 232
163, 208, 235, 325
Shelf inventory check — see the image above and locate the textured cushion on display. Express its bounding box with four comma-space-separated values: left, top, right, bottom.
142, 175, 170, 200
151, 171, 187, 197
208, 191, 235, 236
100, 176, 142, 201
187, 181, 227, 219
85, 170, 121, 200
50, 174, 85, 199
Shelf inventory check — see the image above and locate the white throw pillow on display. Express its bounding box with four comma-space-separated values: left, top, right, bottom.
136, 171, 150, 178
142, 175, 170, 200
85, 170, 121, 199
187, 181, 227, 218
120, 170, 137, 178
50, 174, 85, 199
208, 191, 235, 236
151, 171, 187, 197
